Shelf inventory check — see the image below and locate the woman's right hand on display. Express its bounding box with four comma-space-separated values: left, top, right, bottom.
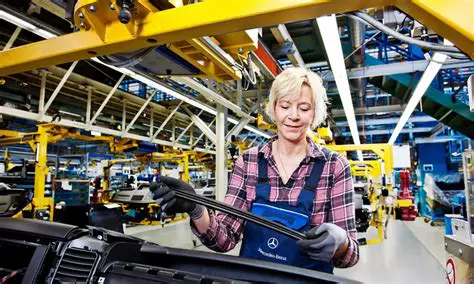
150, 176, 204, 220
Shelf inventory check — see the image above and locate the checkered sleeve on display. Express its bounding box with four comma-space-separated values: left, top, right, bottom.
330, 154, 359, 268
192, 154, 250, 252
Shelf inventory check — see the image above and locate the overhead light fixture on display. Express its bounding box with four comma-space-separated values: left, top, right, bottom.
1, 9, 271, 140
0, 10, 56, 39
388, 52, 448, 145
91, 131, 102, 136
317, 15, 361, 160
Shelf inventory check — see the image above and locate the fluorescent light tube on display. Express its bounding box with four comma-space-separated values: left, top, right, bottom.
317, 15, 360, 145
0, 10, 56, 39
317, 15, 361, 160
388, 52, 448, 145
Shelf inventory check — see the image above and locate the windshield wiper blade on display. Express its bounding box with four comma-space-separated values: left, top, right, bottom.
173, 188, 305, 240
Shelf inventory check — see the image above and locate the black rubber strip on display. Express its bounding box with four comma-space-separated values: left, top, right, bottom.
173, 188, 305, 240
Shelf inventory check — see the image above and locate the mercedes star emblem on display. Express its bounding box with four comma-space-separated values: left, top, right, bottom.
267, 237, 279, 249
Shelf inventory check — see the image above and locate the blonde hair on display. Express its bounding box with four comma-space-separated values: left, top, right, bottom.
265, 67, 328, 129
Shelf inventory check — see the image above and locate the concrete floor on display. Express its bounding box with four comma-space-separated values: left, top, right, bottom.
334, 219, 445, 283
125, 218, 446, 283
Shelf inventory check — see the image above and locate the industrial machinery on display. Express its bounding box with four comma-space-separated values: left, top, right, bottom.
110, 180, 167, 225
0, 217, 357, 283
326, 144, 395, 245
0, 183, 28, 217
0, 124, 139, 221
353, 186, 370, 233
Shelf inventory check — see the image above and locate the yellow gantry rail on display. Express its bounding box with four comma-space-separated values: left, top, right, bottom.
0, 0, 472, 76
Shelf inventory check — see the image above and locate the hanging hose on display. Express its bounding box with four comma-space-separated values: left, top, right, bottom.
346, 11, 469, 59
97, 47, 155, 67
233, 53, 257, 90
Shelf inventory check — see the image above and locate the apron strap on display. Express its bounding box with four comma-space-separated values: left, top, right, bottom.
303, 159, 326, 192
257, 153, 269, 183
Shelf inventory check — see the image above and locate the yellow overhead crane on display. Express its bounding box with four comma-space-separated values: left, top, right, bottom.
326, 144, 394, 180
0, 0, 472, 77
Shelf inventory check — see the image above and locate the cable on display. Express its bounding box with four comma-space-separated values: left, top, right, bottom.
97, 47, 155, 67
175, 189, 304, 240
348, 11, 459, 53
440, 51, 471, 60
234, 53, 257, 89
346, 11, 469, 59
0, 267, 27, 283
173, 188, 305, 240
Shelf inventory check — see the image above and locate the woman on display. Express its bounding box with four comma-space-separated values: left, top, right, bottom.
152, 67, 359, 273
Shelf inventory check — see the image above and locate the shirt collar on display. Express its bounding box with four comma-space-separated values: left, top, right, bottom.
258, 135, 328, 162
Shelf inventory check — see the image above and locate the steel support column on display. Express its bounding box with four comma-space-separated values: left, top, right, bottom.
172, 119, 176, 142
237, 80, 243, 107
150, 109, 154, 139
215, 104, 227, 202
86, 87, 92, 123
121, 99, 127, 132
38, 70, 48, 116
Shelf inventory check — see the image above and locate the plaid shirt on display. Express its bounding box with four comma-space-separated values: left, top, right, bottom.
194, 137, 359, 268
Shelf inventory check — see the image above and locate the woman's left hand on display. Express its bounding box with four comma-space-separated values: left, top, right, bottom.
296, 223, 349, 263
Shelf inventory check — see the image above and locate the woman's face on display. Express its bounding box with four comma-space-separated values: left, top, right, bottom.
273, 84, 315, 143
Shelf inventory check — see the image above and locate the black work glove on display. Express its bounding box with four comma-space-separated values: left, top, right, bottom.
296, 223, 348, 263
150, 176, 205, 220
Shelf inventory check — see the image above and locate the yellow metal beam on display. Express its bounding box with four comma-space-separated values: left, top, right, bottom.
1, 0, 471, 77
0, 0, 391, 76
169, 38, 241, 82
326, 143, 393, 177
396, 0, 474, 59
0, 129, 24, 138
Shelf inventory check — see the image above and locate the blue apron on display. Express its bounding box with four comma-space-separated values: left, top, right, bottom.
240, 153, 333, 274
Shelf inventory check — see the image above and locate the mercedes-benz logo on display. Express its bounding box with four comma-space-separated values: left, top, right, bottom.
267, 237, 279, 249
